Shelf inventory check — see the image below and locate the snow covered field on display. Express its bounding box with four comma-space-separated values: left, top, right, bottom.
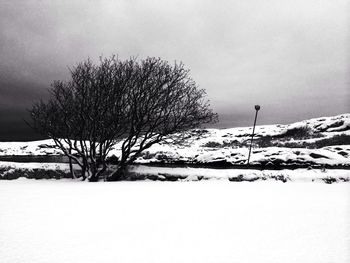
1, 179, 349, 263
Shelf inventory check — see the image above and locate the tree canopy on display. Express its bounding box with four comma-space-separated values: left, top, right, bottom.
30, 56, 217, 181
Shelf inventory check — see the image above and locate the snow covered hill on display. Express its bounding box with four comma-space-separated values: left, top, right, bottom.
0, 113, 349, 168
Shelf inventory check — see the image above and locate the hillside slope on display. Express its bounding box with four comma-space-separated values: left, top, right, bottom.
0, 114, 349, 168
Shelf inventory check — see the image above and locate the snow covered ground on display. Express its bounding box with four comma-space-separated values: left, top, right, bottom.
0, 179, 349, 263
0, 113, 349, 167
1, 161, 349, 182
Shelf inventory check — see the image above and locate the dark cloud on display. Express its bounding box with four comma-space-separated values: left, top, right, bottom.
0, 0, 349, 140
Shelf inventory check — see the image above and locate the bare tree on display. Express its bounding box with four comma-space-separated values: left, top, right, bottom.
30, 56, 217, 181
30, 57, 131, 181
108, 57, 217, 180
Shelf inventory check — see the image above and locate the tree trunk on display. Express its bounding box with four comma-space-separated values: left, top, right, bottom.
68, 158, 75, 179
81, 164, 87, 180
96, 162, 108, 180
88, 163, 99, 182
107, 165, 128, 181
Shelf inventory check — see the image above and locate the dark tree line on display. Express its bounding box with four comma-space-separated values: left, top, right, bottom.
30, 56, 217, 181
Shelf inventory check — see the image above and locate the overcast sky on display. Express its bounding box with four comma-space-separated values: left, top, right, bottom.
0, 0, 349, 140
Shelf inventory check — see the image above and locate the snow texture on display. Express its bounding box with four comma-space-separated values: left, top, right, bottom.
0, 179, 349, 263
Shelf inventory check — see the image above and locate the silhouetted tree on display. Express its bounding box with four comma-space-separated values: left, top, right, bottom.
30, 56, 217, 181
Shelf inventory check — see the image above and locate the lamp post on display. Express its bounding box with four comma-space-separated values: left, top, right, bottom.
247, 105, 261, 165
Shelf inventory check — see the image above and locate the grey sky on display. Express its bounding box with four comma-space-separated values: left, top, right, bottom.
0, 0, 349, 139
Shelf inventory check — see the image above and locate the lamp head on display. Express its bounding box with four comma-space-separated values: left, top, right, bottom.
255, 105, 261, 111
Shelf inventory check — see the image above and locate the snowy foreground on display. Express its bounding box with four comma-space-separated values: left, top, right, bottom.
0, 179, 349, 263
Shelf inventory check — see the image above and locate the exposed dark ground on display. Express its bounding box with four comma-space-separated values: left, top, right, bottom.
0, 155, 348, 171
